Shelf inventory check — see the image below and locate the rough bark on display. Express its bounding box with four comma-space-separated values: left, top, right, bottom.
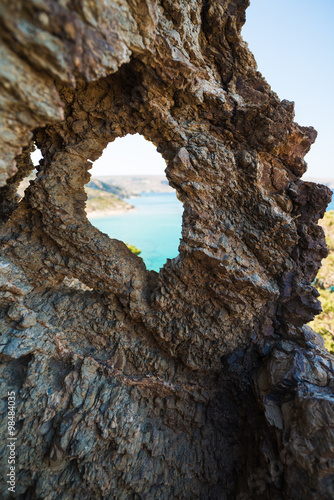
0, 1, 333, 498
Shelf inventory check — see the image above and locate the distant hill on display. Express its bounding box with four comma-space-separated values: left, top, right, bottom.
85, 175, 175, 216
86, 179, 129, 198
85, 186, 133, 218
94, 175, 173, 195
85, 176, 134, 216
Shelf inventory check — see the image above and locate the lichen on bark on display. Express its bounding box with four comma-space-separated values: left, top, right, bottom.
0, 1, 333, 499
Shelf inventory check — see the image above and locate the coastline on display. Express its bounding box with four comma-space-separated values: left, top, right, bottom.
87, 204, 135, 219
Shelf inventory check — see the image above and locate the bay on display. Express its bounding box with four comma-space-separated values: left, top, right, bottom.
89, 192, 183, 272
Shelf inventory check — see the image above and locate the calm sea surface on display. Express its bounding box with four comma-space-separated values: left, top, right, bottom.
326, 196, 334, 211
89, 192, 183, 272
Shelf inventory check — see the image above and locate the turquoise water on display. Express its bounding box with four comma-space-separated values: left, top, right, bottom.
89, 192, 183, 272
327, 195, 334, 211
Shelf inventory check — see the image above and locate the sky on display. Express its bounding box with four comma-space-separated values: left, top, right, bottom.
242, 0, 334, 179
32, 0, 333, 179
90, 134, 166, 176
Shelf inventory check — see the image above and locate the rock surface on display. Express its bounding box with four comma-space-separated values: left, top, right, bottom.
0, 0, 333, 498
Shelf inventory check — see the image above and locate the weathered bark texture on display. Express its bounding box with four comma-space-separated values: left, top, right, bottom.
0, 1, 333, 498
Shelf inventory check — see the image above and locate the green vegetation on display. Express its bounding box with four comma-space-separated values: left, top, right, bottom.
86, 179, 128, 198
85, 187, 132, 214
125, 243, 141, 256
309, 210, 334, 353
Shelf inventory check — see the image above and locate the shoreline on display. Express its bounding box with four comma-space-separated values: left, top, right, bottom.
86, 192, 180, 220
87, 204, 135, 219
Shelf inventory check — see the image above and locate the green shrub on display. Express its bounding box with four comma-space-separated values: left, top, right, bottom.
309, 211, 334, 354
126, 243, 141, 256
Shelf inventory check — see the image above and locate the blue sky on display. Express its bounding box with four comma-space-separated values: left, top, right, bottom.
32, 1, 333, 179
242, 0, 334, 178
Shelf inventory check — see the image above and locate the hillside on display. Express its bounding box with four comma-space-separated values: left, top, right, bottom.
309, 210, 334, 353
85, 186, 133, 218
94, 175, 173, 195
86, 178, 129, 198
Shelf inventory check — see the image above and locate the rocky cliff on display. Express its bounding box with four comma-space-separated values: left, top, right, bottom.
0, 1, 333, 498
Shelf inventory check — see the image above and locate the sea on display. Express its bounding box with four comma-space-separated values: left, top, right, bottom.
326, 197, 334, 211
89, 190, 334, 273
89, 192, 183, 272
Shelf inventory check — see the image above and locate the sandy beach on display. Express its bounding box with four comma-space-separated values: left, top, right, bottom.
87, 204, 134, 219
